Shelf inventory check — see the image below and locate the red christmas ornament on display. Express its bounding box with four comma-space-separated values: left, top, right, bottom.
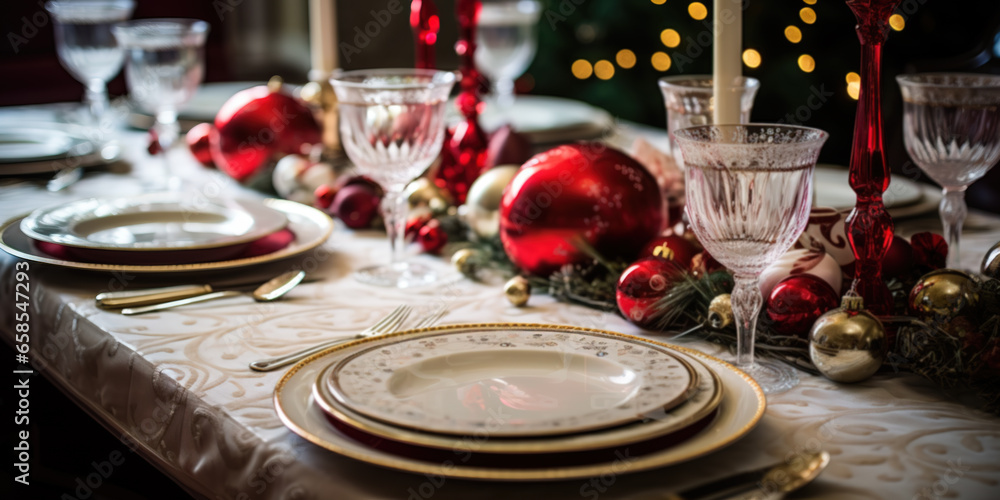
766, 274, 840, 338
882, 235, 914, 279
499, 144, 665, 277
616, 257, 679, 328
485, 124, 533, 169
331, 183, 382, 229
314, 184, 336, 210
418, 219, 447, 254
211, 80, 322, 182
405, 214, 431, 241
186, 122, 215, 167
910, 232, 948, 271
146, 129, 162, 156
641, 235, 699, 269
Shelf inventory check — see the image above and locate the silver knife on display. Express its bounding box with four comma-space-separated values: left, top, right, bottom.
96, 276, 320, 309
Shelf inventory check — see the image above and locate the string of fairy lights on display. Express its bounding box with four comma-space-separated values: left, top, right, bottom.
570, 0, 907, 100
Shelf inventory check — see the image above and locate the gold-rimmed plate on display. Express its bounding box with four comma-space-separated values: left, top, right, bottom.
312, 341, 721, 454
21, 194, 288, 251
322, 328, 699, 437
275, 323, 766, 481
0, 199, 333, 273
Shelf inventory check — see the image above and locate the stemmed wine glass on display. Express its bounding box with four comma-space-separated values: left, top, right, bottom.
475, 0, 541, 107
673, 124, 829, 394
112, 19, 209, 190
897, 73, 1000, 269
331, 69, 457, 288
45, 0, 135, 128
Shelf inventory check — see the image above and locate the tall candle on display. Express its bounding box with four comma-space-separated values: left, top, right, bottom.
309, 0, 338, 75
712, 0, 742, 124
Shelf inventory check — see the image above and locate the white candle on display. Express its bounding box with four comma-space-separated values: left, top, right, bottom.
712, 0, 742, 125
309, 0, 338, 76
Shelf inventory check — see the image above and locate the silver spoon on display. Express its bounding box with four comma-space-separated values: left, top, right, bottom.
121, 270, 306, 315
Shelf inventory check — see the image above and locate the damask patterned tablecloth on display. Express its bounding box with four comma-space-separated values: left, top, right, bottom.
2, 126, 1000, 500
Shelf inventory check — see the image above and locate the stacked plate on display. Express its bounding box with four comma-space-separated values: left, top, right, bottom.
0, 194, 333, 273
0, 122, 118, 176
275, 324, 766, 481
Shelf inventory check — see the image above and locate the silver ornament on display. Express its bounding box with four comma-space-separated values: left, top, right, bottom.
465, 165, 519, 240
809, 295, 886, 383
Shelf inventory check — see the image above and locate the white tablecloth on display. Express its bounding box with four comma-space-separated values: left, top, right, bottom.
2, 117, 1000, 500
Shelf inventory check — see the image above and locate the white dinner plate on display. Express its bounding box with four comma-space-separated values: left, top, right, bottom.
0, 199, 333, 273
21, 194, 288, 252
814, 164, 924, 209
0, 127, 74, 162
450, 95, 614, 144
275, 324, 766, 481
321, 328, 698, 437
0, 122, 117, 176
312, 341, 722, 454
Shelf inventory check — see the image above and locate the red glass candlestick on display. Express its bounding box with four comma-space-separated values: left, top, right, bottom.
844, 0, 901, 315
410, 0, 439, 69
434, 0, 488, 204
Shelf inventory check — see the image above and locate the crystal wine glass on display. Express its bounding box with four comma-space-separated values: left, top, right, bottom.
897, 73, 1000, 269
475, 0, 541, 107
112, 19, 209, 190
331, 69, 457, 288
673, 124, 829, 394
658, 76, 760, 163
45, 0, 134, 128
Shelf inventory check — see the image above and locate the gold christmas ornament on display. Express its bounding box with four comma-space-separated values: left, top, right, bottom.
405, 178, 453, 217
809, 294, 886, 383
908, 269, 980, 324
451, 248, 479, 277
504, 276, 531, 307
707, 293, 733, 329
982, 241, 1000, 280
465, 165, 519, 240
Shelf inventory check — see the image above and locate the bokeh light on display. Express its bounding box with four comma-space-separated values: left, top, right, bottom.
652, 52, 672, 71
688, 2, 708, 21
572, 59, 593, 79
846, 72, 861, 84
651, 0, 666, 4
742, 49, 761, 69
594, 60, 615, 80
660, 29, 681, 48
798, 54, 816, 73
890, 14, 905, 31
785, 26, 802, 44
800, 7, 817, 24
616, 49, 637, 69
848, 81, 861, 100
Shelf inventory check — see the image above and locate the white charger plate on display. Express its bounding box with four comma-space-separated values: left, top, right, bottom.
322, 328, 698, 437
21, 194, 288, 252
0, 199, 333, 273
312, 341, 722, 454
275, 323, 766, 481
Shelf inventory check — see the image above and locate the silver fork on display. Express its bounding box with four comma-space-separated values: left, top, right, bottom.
249, 305, 411, 372
248, 304, 446, 372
